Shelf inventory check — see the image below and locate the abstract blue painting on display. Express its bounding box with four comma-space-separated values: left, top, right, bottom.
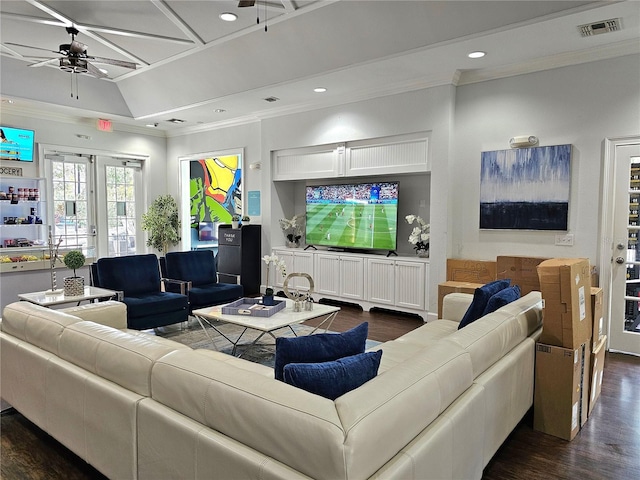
480, 144, 571, 230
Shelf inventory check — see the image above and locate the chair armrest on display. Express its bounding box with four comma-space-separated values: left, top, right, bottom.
162, 278, 192, 295
217, 273, 241, 285
441, 293, 473, 322
61, 300, 128, 329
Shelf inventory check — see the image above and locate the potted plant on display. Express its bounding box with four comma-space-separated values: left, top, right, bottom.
63, 249, 86, 296
231, 214, 241, 229
141, 195, 181, 254
262, 254, 287, 305
279, 214, 305, 247
241, 215, 250, 225
405, 214, 430, 257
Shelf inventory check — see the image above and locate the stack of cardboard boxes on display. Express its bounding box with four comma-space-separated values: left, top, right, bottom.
534, 258, 606, 440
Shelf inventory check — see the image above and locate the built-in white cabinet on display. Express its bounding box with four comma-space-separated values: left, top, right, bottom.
315, 253, 365, 301
366, 257, 427, 311
272, 132, 429, 181
269, 248, 429, 320
272, 248, 315, 291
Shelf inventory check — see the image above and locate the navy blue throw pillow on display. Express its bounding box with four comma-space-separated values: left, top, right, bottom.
482, 285, 521, 316
283, 351, 383, 400
458, 279, 511, 330
274, 322, 368, 381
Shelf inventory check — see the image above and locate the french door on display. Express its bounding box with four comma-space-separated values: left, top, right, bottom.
43, 150, 145, 259
604, 138, 640, 355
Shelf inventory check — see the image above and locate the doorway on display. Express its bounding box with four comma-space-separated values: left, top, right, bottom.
602, 137, 640, 355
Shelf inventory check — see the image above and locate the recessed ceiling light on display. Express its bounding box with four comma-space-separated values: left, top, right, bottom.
220, 12, 237, 22
314, 87, 327, 93
146, 123, 159, 128
1, 99, 15, 104
99, 68, 108, 74
214, 109, 226, 113
468, 51, 486, 59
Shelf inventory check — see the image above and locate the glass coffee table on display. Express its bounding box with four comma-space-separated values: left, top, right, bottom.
192, 297, 340, 357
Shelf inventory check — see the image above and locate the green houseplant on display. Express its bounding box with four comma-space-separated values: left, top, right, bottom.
63, 249, 86, 296
141, 195, 181, 254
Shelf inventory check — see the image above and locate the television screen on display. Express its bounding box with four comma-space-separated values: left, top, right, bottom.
0, 126, 35, 162
198, 221, 218, 242
305, 182, 399, 251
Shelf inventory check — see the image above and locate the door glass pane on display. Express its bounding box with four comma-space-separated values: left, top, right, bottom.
52, 160, 89, 250
106, 165, 137, 256
625, 156, 640, 333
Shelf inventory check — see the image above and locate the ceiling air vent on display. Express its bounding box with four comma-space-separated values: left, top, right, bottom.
263, 96, 280, 103
578, 18, 621, 37
167, 118, 185, 124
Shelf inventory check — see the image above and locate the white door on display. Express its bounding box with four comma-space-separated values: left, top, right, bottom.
607, 140, 640, 355
95, 157, 144, 257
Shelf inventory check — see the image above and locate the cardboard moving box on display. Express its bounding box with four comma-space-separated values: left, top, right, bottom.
591, 287, 604, 344
534, 341, 591, 441
537, 258, 593, 348
497, 255, 548, 296
437, 281, 484, 318
446, 259, 496, 284
588, 335, 607, 416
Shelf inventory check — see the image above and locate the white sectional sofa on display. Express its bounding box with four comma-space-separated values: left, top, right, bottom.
0, 291, 542, 480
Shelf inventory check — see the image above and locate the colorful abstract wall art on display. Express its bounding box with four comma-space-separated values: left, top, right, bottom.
480, 144, 571, 230
189, 154, 242, 228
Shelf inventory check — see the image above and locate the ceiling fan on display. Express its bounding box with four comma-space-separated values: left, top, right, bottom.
6, 26, 137, 79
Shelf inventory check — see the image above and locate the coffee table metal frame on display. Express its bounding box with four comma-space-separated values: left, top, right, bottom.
192, 297, 340, 357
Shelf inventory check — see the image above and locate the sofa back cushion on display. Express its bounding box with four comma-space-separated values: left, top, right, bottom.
96, 254, 161, 296
165, 250, 216, 287
1, 302, 82, 355
58, 321, 189, 396
443, 291, 542, 378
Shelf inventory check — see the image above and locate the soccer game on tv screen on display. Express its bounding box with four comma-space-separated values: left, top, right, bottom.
305, 182, 398, 251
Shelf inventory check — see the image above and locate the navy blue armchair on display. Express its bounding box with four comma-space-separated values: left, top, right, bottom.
164, 250, 244, 313
94, 254, 189, 330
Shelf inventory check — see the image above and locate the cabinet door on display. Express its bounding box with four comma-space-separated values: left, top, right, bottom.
395, 260, 425, 310
272, 249, 294, 288
340, 256, 364, 300
292, 252, 315, 290
315, 254, 340, 296
366, 258, 395, 304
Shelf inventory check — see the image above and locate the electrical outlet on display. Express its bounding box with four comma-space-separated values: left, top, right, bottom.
555, 234, 574, 246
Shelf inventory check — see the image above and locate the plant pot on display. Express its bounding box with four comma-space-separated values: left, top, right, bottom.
232, 221, 240, 229
64, 276, 85, 296
415, 248, 429, 258
286, 240, 300, 248
263, 294, 275, 306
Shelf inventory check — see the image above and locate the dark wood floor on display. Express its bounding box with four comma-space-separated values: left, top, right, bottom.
2, 302, 639, 479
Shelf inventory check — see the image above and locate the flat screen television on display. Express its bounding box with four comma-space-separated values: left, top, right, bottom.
305, 181, 399, 252
0, 126, 35, 162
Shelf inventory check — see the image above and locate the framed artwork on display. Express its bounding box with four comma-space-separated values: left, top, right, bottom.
179, 150, 243, 248
480, 144, 571, 230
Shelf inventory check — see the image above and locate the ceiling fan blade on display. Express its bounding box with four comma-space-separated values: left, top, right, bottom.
88, 56, 138, 69
238, 1, 256, 7
5, 42, 59, 54
86, 62, 108, 79
28, 58, 59, 68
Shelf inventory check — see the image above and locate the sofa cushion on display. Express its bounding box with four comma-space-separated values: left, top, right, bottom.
458, 279, 510, 329
482, 285, 521, 316
187, 283, 244, 308
283, 351, 382, 400
123, 292, 187, 319
274, 322, 368, 381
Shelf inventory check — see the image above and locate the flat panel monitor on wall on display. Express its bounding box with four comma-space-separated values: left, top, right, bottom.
305, 181, 399, 252
0, 126, 35, 162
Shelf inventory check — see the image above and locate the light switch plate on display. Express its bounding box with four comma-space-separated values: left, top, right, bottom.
555, 234, 574, 246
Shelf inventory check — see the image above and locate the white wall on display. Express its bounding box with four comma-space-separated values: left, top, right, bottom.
0, 111, 168, 207
453, 54, 640, 267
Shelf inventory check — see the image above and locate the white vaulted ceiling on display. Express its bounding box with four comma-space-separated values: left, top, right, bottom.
1, 1, 639, 134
